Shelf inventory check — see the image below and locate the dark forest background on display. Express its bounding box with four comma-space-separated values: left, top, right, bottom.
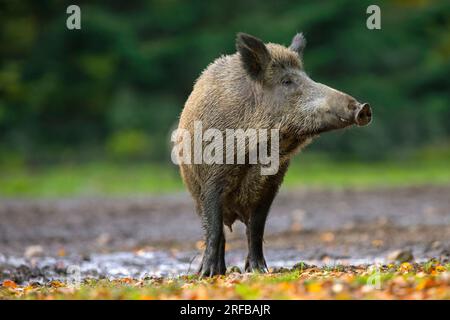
1, 0, 449, 166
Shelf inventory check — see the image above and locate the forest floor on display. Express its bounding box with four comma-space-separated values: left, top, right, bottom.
1, 185, 449, 299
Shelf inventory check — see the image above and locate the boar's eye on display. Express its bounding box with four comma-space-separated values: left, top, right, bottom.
281, 78, 293, 86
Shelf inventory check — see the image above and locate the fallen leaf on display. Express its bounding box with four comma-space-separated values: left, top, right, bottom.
57, 248, 66, 257
320, 232, 335, 243
399, 262, 413, 273
306, 282, 322, 293
435, 265, 446, 272
50, 280, 64, 288
2, 280, 17, 289
195, 240, 205, 250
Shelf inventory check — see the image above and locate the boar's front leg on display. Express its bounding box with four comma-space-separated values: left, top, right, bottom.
245, 208, 270, 273
198, 184, 226, 277
245, 163, 289, 273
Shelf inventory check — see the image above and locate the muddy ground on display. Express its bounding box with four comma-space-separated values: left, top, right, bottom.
1, 186, 450, 283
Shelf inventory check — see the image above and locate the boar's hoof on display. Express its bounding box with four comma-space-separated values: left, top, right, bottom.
245, 257, 269, 273
198, 255, 226, 277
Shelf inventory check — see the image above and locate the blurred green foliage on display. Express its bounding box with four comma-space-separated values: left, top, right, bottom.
1, 153, 450, 197
0, 0, 449, 164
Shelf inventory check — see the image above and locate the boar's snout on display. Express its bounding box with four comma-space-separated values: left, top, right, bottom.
354, 103, 372, 126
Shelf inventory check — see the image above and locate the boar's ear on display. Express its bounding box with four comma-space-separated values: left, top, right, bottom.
236, 33, 271, 81
289, 33, 306, 56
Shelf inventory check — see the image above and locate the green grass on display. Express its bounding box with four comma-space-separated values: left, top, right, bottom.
0, 163, 182, 197
0, 153, 449, 198
284, 156, 450, 189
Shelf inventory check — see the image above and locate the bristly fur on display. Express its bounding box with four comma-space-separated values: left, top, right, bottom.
289, 32, 306, 55
177, 32, 365, 276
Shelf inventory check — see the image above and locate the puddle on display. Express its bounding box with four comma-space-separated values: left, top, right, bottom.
0, 248, 436, 285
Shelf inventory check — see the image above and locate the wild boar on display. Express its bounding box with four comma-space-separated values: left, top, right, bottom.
176, 33, 372, 276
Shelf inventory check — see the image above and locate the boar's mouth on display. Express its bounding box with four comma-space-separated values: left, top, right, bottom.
299, 104, 372, 137
335, 114, 354, 126
337, 115, 352, 124
300, 114, 354, 136
331, 112, 355, 129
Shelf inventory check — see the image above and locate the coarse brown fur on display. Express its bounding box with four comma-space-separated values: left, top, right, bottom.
179, 43, 306, 226
176, 33, 371, 276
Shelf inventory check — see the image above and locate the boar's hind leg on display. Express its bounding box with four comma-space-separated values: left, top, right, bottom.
198, 184, 226, 277
245, 163, 289, 273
